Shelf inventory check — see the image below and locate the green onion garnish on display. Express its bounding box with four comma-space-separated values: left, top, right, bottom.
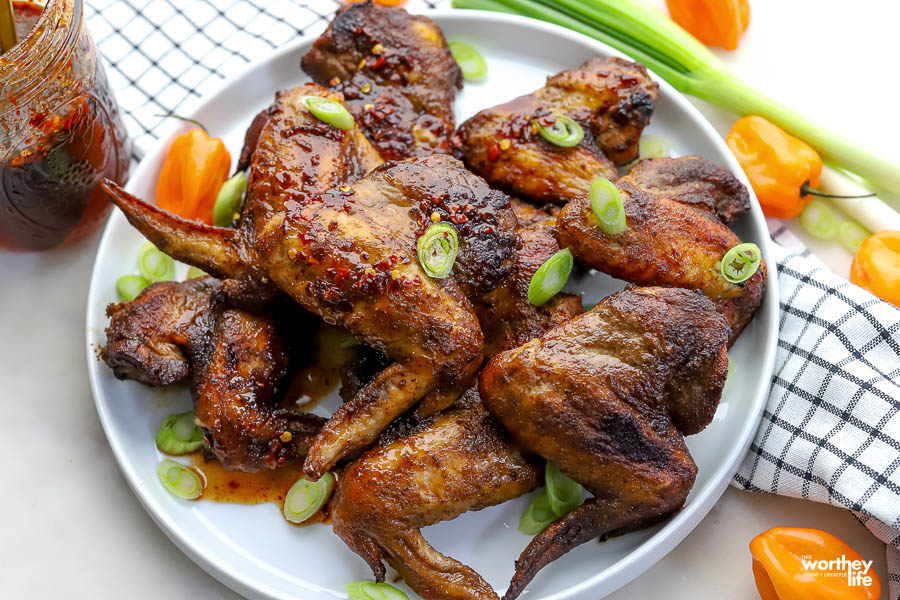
300, 95, 355, 131
116, 274, 150, 301
185, 266, 207, 280
638, 135, 670, 159
519, 491, 556, 534
720, 242, 761, 284
138, 241, 175, 283
212, 171, 248, 228
416, 222, 459, 279
448, 41, 488, 82
346, 581, 409, 600
799, 199, 839, 240
338, 335, 361, 349
544, 462, 583, 516
527, 248, 574, 307
537, 114, 584, 147
283, 472, 335, 524
589, 177, 627, 236
156, 411, 204, 455
157, 459, 204, 500
838, 221, 870, 254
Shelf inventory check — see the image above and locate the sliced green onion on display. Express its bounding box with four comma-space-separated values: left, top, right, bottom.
156, 411, 204, 455
639, 135, 670, 159
138, 241, 175, 283
212, 172, 247, 227
589, 177, 627, 236
545, 462, 583, 517
157, 459, 204, 500
528, 248, 573, 307
283, 472, 335, 524
720, 242, 761, 284
186, 266, 207, 280
519, 491, 556, 534
838, 221, 871, 254
799, 199, 839, 240
116, 274, 150, 301
300, 95, 355, 131
338, 335, 360, 349
346, 581, 409, 600
448, 41, 488, 82
537, 114, 584, 148
416, 223, 459, 279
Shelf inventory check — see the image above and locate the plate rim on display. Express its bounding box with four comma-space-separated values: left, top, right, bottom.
85, 8, 780, 600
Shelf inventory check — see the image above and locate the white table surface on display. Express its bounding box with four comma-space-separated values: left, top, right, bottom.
2, 1, 898, 598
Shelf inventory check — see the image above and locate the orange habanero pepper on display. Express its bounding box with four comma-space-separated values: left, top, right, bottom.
156, 128, 231, 225
750, 527, 880, 600
851, 230, 900, 307
666, 0, 750, 50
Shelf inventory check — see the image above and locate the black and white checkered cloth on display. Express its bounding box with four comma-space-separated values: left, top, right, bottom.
84, 1, 900, 596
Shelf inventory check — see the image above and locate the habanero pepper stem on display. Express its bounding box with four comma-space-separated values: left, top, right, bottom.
451, 0, 900, 199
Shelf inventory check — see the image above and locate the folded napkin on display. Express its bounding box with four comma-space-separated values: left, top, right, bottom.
85, 0, 900, 596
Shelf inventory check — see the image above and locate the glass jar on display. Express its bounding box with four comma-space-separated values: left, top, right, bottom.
0, 0, 131, 251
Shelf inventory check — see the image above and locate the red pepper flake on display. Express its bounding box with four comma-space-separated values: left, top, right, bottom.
487, 144, 500, 161
371, 56, 386, 69
335, 268, 350, 287
329, 76, 341, 87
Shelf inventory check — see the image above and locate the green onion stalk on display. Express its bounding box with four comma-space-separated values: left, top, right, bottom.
452, 0, 900, 199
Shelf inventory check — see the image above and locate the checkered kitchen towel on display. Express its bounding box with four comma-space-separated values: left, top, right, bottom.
84, 0, 900, 596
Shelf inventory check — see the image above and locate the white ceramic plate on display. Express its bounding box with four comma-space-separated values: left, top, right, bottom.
86, 9, 779, 600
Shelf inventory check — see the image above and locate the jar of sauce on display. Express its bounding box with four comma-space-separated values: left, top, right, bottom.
0, 0, 131, 251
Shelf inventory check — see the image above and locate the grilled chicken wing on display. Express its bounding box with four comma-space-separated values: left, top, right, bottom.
302, 0, 462, 161
454, 57, 658, 204
556, 160, 765, 340
102, 278, 325, 471
479, 287, 730, 600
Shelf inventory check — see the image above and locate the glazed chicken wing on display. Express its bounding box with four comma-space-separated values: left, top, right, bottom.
479, 287, 730, 600
302, 0, 462, 161
454, 57, 658, 204
556, 158, 765, 340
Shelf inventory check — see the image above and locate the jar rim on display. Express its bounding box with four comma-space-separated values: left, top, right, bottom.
0, 0, 83, 114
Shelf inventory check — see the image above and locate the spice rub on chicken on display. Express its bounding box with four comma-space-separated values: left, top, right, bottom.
302, 0, 463, 161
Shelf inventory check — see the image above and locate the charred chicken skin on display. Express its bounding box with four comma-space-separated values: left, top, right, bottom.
479, 287, 730, 600
102, 278, 325, 471
302, 0, 462, 161
454, 57, 658, 204
556, 157, 765, 341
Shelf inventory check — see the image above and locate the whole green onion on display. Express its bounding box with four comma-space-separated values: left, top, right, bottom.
589, 177, 627, 236
157, 459, 204, 500
720, 242, 761, 284
545, 462, 583, 516
799, 200, 839, 240
527, 248, 574, 306
417, 222, 459, 279
300, 95, 355, 131
116, 274, 150, 301
346, 581, 409, 600
449, 41, 488, 81
537, 114, 584, 147
838, 221, 870, 254
452, 0, 900, 199
519, 491, 556, 534
283, 473, 335, 524
212, 171, 248, 228
138, 241, 175, 283
156, 411, 204, 455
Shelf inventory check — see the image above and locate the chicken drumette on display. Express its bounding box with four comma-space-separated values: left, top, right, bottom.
302, 0, 462, 161
479, 287, 730, 600
454, 57, 658, 204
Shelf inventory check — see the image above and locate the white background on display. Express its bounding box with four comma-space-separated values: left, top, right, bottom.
2, 1, 898, 599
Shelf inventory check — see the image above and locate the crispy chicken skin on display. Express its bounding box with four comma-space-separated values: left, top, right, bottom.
556, 174, 766, 341
454, 57, 658, 204
622, 156, 751, 226
302, 0, 462, 161
332, 389, 540, 600
479, 287, 729, 600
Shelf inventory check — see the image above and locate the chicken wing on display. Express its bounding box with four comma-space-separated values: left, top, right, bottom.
301, 0, 462, 161
556, 162, 766, 340
454, 57, 658, 204
479, 287, 729, 600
